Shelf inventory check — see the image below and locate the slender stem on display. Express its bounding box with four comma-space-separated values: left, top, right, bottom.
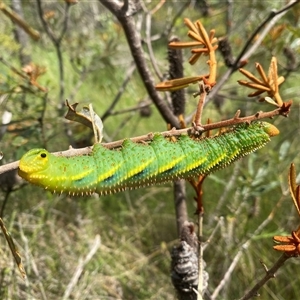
0, 1, 40, 40
193, 83, 207, 126
0, 190, 11, 218
173, 180, 188, 236
101, 62, 136, 121
163, 1, 191, 38
145, 13, 163, 80
238, 254, 290, 300
211, 196, 285, 299
197, 212, 204, 299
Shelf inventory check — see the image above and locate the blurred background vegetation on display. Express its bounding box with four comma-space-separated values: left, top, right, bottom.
0, 0, 300, 299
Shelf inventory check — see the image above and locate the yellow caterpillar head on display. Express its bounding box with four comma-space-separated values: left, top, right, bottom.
261, 122, 280, 137
18, 149, 50, 183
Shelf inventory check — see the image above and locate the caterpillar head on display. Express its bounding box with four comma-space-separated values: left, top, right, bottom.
261, 122, 280, 137
18, 149, 50, 182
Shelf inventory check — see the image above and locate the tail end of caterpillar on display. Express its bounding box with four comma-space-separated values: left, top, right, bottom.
263, 122, 280, 137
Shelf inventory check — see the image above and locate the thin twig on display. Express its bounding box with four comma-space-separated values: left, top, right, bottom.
173, 180, 188, 236
203, 216, 223, 251
193, 82, 207, 127
163, 1, 191, 38
0, 217, 26, 279
107, 100, 152, 117
211, 196, 284, 299
0, 1, 40, 40
238, 254, 290, 300
197, 212, 204, 299
0, 190, 11, 218
225, 0, 233, 35
145, 13, 163, 80
62, 235, 101, 300
101, 62, 136, 121
209, 162, 241, 226
0, 56, 46, 92
57, 2, 71, 44
140, 0, 166, 80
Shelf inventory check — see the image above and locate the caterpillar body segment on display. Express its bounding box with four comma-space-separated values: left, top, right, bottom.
18, 122, 279, 196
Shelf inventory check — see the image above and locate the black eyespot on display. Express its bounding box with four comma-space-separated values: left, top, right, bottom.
40, 153, 47, 158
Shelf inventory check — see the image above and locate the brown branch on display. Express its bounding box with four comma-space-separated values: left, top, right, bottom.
173, 180, 188, 236
193, 82, 207, 127
197, 211, 204, 299
0, 1, 40, 40
168, 38, 188, 236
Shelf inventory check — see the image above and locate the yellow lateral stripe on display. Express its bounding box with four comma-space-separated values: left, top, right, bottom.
185, 157, 207, 171
46, 172, 92, 183
207, 153, 227, 167
97, 163, 122, 182
70, 169, 94, 181
127, 157, 155, 177
158, 155, 185, 173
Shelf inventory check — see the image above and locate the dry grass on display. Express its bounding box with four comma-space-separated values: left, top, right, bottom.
0, 187, 178, 300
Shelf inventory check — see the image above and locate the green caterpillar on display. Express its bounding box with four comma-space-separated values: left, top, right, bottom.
18, 122, 279, 196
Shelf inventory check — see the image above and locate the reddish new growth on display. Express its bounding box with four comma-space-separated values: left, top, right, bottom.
274, 227, 300, 256
273, 164, 300, 256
